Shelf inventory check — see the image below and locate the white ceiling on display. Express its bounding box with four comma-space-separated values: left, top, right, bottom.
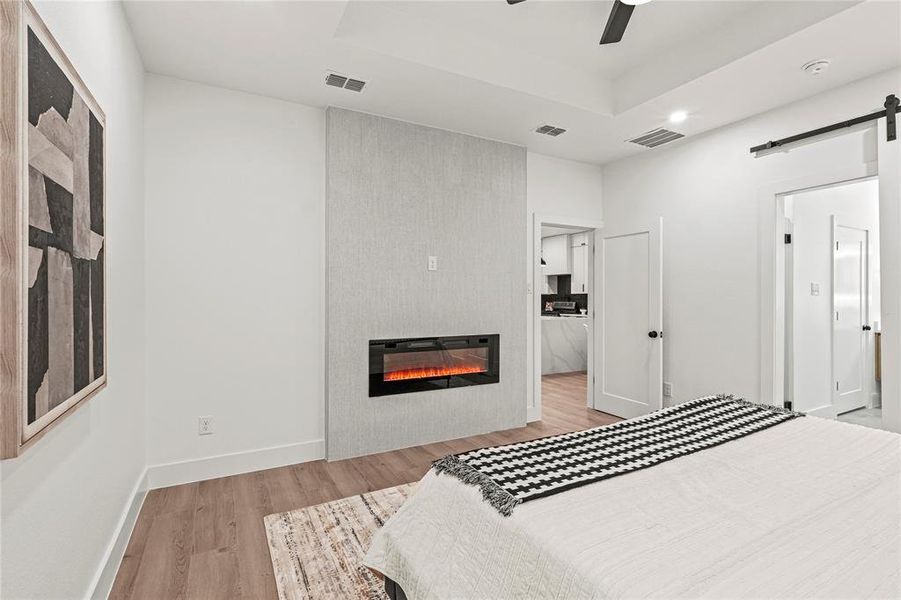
123, 0, 901, 165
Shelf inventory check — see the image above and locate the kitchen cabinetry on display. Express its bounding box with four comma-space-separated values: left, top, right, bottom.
570, 232, 590, 247
570, 233, 590, 293
571, 245, 589, 293
542, 235, 571, 275
542, 317, 589, 374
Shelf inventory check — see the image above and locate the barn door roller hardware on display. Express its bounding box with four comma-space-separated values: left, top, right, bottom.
750, 94, 899, 155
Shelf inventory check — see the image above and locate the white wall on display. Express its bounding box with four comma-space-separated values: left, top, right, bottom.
140, 84, 606, 470
602, 69, 899, 415
143, 75, 325, 482
528, 153, 605, 219
526, 153, 603, 418
0, 2, 146, 599
788, 179, 881, 413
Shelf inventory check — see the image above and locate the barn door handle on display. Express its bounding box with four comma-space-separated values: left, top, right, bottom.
648, 331, 659, 339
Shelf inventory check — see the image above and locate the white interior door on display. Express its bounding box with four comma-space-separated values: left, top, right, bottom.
595, 219, 663, 418
832, 217, 869, 415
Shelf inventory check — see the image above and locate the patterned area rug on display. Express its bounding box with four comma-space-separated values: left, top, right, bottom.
264, 484, 414, 600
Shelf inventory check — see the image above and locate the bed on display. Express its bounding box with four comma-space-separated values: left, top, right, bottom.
364, 397, 901, 599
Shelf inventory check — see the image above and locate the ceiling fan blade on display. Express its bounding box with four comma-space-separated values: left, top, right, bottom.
599, 0, 635, 45
507, 0, 527, 4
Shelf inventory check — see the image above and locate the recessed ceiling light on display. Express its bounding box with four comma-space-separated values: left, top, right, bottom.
620, 0, 653, 5
802, 59, 831, 76
668, 110, 688, 124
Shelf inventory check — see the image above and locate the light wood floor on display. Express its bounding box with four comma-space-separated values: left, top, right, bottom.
110, 371, 615, 599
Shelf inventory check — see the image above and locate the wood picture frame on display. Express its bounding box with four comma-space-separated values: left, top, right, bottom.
1, 1, 107, 459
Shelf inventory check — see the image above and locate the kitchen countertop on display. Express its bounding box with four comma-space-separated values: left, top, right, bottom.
541, 314, 590, 320
541, 314, 589, 374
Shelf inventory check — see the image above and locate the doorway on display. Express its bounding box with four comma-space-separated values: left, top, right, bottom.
531, 215, 665, 423
531, 215, 602, 422
781, 178, 883, 426
538, 223, 594, 416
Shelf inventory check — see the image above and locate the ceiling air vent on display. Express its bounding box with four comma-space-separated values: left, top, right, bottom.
535, 124, 567, 137
343, 78, 366, 92
627, 128, 684, 148
325, 71, 367, 93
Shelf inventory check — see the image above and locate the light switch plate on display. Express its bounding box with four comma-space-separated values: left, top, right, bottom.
428, 256, 438, 271
810, 282, 820, 296
663, 382, 673, 397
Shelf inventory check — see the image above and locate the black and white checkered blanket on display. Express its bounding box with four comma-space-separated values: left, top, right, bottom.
433, 395, 802, 516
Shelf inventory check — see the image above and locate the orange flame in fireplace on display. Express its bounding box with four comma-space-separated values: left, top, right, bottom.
384, 364, 487, 382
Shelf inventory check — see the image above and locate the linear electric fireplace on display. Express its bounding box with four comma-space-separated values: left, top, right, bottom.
369, 335, 500, 397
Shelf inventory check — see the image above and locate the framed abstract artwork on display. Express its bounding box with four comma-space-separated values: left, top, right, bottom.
1, 1, 106, 458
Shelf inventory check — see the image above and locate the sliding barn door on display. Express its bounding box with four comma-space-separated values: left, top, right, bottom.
595, 219, 663, 418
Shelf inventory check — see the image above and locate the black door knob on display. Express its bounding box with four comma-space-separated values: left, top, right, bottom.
648, 331, 659, 339
863, 325, 872, 331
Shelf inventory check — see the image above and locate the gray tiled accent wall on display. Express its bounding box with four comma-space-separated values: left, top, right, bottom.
326, 108, 527, 459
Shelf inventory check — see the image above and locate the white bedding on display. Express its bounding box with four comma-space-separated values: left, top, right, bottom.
365, 416, 901, 599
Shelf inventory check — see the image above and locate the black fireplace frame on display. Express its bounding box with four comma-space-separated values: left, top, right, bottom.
369, 334, 500, 397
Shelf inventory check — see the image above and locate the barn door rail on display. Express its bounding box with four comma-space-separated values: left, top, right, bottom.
750, 94, 899, 155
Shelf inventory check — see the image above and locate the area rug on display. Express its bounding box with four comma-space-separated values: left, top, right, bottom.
264, 484, 415, 600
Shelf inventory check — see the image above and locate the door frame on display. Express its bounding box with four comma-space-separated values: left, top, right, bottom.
759, 119, 900, 433
530, 213, 604, 422
762, 168, 877, 415
831, 216, 871, 415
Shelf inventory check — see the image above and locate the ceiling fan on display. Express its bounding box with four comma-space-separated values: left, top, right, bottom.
506, 0, 651, 45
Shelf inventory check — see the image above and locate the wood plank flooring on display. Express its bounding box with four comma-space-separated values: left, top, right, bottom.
110, 371, 616, 600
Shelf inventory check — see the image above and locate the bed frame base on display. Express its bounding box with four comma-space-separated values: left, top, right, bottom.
384, 577, 408, 600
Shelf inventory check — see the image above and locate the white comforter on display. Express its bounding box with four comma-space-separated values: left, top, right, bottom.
365, 416, 901, 599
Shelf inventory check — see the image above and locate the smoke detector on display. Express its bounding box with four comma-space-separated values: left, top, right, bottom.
802, 59, 831, 76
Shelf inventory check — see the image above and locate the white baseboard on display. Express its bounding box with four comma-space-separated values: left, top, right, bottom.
806, 404, 836, 418
871, 391, 882, 408
88, 467, 149, 600
146, 439, 325, 490
84, 440, 324, 599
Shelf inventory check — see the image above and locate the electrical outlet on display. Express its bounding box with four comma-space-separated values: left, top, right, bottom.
428, 255, 438, 271
198, 416, 214, 436
663, 382, 673, 397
